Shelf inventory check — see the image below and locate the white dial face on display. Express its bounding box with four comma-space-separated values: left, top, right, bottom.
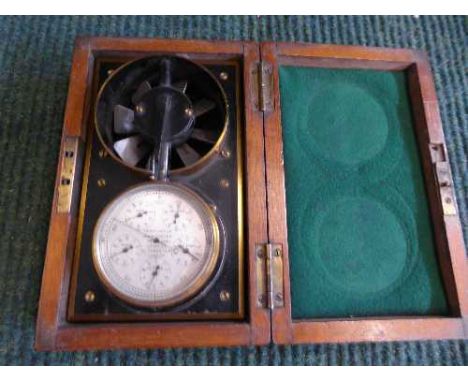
93, 183, 219, 307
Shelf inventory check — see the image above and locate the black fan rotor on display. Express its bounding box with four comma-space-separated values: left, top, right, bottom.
95, 55, 227, 174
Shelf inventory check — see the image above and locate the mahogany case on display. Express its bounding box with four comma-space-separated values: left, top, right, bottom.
35, 37, 467, 351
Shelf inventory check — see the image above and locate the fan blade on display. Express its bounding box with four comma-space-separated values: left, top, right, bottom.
131, 81, 152, 104
114, 136, 150, 166
191, 128, 218, 144
114, 105, 136, 134
173, 81, 188, 93
192, 99, 216, 117
176, 143, 201, 166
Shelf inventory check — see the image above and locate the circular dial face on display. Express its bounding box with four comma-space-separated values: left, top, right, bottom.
93, 183, 220, 308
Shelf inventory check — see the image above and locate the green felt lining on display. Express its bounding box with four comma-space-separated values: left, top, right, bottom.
279, 66, 449, 319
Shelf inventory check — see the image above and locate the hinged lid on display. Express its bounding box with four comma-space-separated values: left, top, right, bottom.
260, 42, 467, 345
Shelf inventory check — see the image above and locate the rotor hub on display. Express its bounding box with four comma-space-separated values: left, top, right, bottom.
134, 86, 195, 146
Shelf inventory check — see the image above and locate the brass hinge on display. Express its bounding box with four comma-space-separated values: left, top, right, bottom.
429, 143, 457, 216
57, 136, 79, 213
252, 61, 273, 113
256, 243, 284, 310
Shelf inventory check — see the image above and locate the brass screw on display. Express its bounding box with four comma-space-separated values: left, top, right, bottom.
185, 108, 193, 117
97, 178, 106, 187
258, 294, 266, 305
84, 290, 95, 303
220, 178, 229, 188
256, 247, 264, 258
221, 149, 231, 159
275, 248, 282, 257
107, 69, 114, 76
210, 204, 217, 212
99, 149, 108, 158
445, 197, 452, 204
275, 293, 283, 302
136, 104, 145, 114
220, 72, 228, 81
220, 290, 231, 302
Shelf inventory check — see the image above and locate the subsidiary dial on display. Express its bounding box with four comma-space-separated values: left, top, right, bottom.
93, 183, 220, 308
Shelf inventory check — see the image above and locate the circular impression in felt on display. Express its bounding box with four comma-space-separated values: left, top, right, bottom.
302, 83, 390, 166
313, 196, 411, 295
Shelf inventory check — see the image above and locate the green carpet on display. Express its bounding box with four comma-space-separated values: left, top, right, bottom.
0, 15, 466, 365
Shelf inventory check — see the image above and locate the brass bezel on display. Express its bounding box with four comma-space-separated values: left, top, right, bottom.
92, 182, 221, 309
94, 55, 229, 175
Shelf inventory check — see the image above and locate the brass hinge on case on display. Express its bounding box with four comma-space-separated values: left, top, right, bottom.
57, 137, 79, 213
256, 243, 284, 310
252, 62, 273, 113
429, 143, 457, 216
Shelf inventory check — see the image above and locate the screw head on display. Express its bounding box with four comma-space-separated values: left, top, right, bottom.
221, 149, 231, 159
185, 108, 193, 117
275, 248, 282, 257
135, 104, 145, 114
220, 290, 231, 302
99, 149, 108, 158
256, 247, 264, 258
107, 69, 114, 76
275, 293, 283, 302
220, 72, 228, 81
220, 179, 229, 188
84, 290, 95, 303
97, 178, 106, 187
258, 294, 266, 304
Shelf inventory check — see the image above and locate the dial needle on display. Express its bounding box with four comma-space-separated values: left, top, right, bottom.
110, 245, 134, 258
146, 265, 161, 289
125, 210, 148, 221
172, 201, 181, 225
176, 244, 200, 261
112, 219, 200, 260
113, 219, 163, 244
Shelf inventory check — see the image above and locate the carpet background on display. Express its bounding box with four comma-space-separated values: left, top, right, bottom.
0, 15, 466, 365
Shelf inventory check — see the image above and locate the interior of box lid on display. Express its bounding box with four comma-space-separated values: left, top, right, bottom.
279, 65, 449, 319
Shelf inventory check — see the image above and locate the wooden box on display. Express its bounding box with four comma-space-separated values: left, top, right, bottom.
35, 37, 467, 351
